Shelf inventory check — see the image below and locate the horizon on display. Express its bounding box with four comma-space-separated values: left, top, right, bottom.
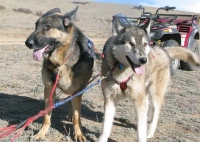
94, 0, 200, 13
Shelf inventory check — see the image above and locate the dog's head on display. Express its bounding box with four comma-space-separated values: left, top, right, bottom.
25, 7, 78, 60
111, 26, 150, 75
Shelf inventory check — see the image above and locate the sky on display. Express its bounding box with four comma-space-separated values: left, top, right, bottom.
94, 0, 200, 13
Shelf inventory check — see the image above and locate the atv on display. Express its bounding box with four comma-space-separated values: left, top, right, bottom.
112, 6, 200, 75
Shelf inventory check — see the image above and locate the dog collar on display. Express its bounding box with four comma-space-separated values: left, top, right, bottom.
109, 62, 133, 91
119, 63, 124, 69
119, 74, 133, 91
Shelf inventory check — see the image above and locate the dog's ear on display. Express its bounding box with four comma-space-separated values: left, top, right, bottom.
42, 8, 61, 18
112, 16, 123, 36
63, 6, 78, 27
112, 15, 130, 36
138, 13, 152, 35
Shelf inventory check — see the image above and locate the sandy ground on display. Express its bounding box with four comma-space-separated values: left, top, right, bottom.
0, 1, 200, 142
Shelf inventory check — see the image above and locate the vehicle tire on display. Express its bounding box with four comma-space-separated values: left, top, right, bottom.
180, 39, 200, 71
163, 39, 180, 76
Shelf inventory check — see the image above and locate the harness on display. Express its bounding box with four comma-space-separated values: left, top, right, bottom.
86, 37, 95, 58
52, 36, 95, 82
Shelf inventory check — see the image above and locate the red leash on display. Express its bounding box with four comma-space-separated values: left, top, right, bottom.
0, 125, 17, 139
0, 105, 55, 142
94, 47, 104, 59
49, 73, 60, 106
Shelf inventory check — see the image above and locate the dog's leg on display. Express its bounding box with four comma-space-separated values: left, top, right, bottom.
147, 86, 166, 138
98, 97, 117, 142
66, 101, 73, 121
147, 72, 169, 138
32, 86, 56, 140
135, 94, 148, 142
147, 94, 163, 139
71, 94, 86, 142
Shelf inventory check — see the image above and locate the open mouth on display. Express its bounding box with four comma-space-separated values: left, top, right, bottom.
33, 45, 54, 61
126, 56, 145, 75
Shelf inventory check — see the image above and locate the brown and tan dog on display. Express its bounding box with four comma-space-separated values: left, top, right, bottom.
25, 7, 95, 141
98, 24, 200, 142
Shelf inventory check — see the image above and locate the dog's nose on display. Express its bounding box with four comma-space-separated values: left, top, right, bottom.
25, 40, 34, 48
139, 57, 147, 64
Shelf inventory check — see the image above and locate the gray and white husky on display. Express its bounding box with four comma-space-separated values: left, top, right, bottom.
98, 19, 200, 142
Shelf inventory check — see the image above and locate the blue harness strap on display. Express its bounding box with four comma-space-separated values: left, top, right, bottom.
86, 37, 95, 58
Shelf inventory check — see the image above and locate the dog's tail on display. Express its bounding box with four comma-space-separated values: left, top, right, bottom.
165, 46, 200, 66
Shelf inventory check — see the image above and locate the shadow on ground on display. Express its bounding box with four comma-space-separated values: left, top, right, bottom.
0, 93, 121, 141
0, 92, 136, 142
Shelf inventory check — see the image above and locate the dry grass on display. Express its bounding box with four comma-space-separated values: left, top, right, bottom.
13, 8, 32, 14
105, 18, 112, 23
35, 11, 43, 16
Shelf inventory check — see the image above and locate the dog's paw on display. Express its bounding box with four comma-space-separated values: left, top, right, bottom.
147, 125, 156, 138
74, 134, 86, 142
97, 134, 109, 142
147, 131, 154, 139
30, 132, 46, 141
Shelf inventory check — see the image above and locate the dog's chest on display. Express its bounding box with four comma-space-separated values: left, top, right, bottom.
109, 64, 147, 93
52, 72, 75, 94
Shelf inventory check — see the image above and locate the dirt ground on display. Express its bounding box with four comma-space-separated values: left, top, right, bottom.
0, 0, 200, 142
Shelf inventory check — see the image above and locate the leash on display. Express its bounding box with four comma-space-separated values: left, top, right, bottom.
94, 47, 105, 59
0, 75, 103, 142
49, 72, 60, 106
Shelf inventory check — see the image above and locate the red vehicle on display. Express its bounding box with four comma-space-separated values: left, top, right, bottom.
113, 6, 200, 75
148, 6, 199, 74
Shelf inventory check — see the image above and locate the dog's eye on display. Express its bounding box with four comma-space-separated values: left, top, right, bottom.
129, 42, 134, 47
144, 43, 147, 46
45, 25, 51, 30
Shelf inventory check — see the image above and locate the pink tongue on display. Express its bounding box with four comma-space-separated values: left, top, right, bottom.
33, 47, 46, 61
135, 66, 144, 75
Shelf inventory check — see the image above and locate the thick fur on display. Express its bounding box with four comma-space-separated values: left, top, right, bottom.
98, 26, 200, 142
25, 7, 94, 142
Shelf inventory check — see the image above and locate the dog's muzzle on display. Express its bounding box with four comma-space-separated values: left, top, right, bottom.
126, 56, 146, 75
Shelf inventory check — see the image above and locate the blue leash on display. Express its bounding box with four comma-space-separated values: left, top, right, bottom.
54, 79, 101, 108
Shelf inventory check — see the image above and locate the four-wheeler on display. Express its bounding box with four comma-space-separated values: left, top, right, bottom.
112, 6, 200, 75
